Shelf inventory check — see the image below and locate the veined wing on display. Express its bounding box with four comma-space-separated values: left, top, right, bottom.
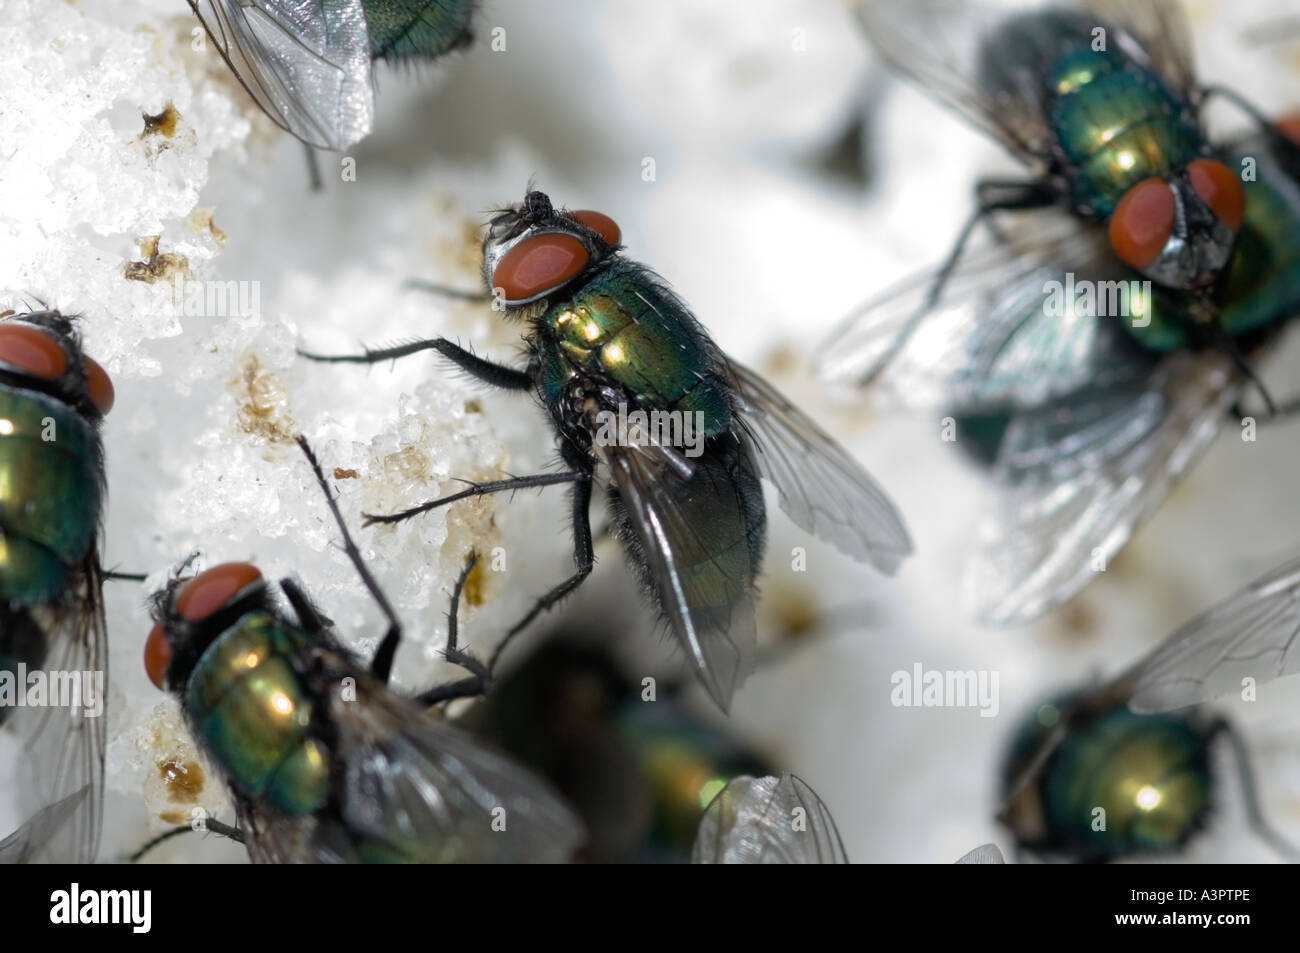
9, 556, 107, 863
818, 214, 1154, 412
0, 788, 91, 863
1087, 0, 1196, 96
965, 351, 1238, 625
692, 774, 849, 864
245, 663, 584, 863
1130, 555, 1300, 713
728, 360, 912, 573
956, 842, 1006, 863
605, 441, 761, 713
189, 0, 373, 150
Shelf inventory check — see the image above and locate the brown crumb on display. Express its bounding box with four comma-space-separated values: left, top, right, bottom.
158, 758, 205, 804
124, 235, 188, 285
142, 103, 179, 138
228, 351, 297, 446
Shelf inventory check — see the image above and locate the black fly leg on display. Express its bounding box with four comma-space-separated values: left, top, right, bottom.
404, 279, 494, 303
363, 470, 586, 527
295, 436, 405, 686
1200, 85, 1300, 176
102, 570, 148, 582
298, 337, 533, 391
279, 577, 333, 632
488, 466, 595, 674
853, 177, 1060, 385
127, 817, 245, 863
1206, 717, 1300, 862
1230, 393, 1300, 424
415, 553, 492, 707
303, 144, 323, 192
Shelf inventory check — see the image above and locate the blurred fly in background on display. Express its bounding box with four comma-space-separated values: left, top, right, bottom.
1000, 665, 1299, 862
823, 0, 1300, 624
463, 636, 773, 863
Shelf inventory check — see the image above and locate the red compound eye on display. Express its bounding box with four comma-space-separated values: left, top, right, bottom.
174, 562, 263, 622
492, 233, 589, 301
144, 623, 171, 691
0, 324, 68, 380
1279, 115, 1300, 147
1109, 177, 1176, 270
1187, 159, 1245, 233
83, 355, 115, 415
570, 210, 621, 246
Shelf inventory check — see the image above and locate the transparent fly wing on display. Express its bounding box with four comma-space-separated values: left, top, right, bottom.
966, 352, 1238, 625
956, 842, 1006, 864
605, 444, 759, 712
0, 788, 90, 863
692, 774, 849, 864
329, 671, 583, 863
9, 558, 107, 863
1085, 0, 1197, 96
818, 215, 1152, 412
1130, 555, 1300, 713
189, 0, 373, 150
818, 225, 1078, 397
852, 0, 1059, 165
728, 360, 912, 573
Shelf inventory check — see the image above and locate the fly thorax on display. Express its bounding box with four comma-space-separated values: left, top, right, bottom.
184, 613, 331, 815
550, 301, 616, 367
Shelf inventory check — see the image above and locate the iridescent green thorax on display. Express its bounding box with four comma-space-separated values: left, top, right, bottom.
0, 385, 101, 605
1123, 148, 1300, 351
364, 0, 475, 61
185, 612, 331, 816
1006, 699, 1211, 859
536, 259, 733, 436
1049, 47, 1199, 219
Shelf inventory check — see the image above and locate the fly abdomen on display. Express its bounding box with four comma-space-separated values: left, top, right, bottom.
364, 0, 476, 62
185, 612, 332, 815
0, 605, 47, 727
0, 386, 101, 605
1041, 708, 1210, 857
1004, 699, 1211, 860
613, 434, 766, 633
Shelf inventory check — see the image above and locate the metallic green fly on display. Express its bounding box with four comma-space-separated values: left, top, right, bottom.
464, 636, 775, 863
1000, 666, 1298, 862
822, 1, 1300, 625
0, 309, 115, 863
136, 437, 582, 863
302, 189, 913, 712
